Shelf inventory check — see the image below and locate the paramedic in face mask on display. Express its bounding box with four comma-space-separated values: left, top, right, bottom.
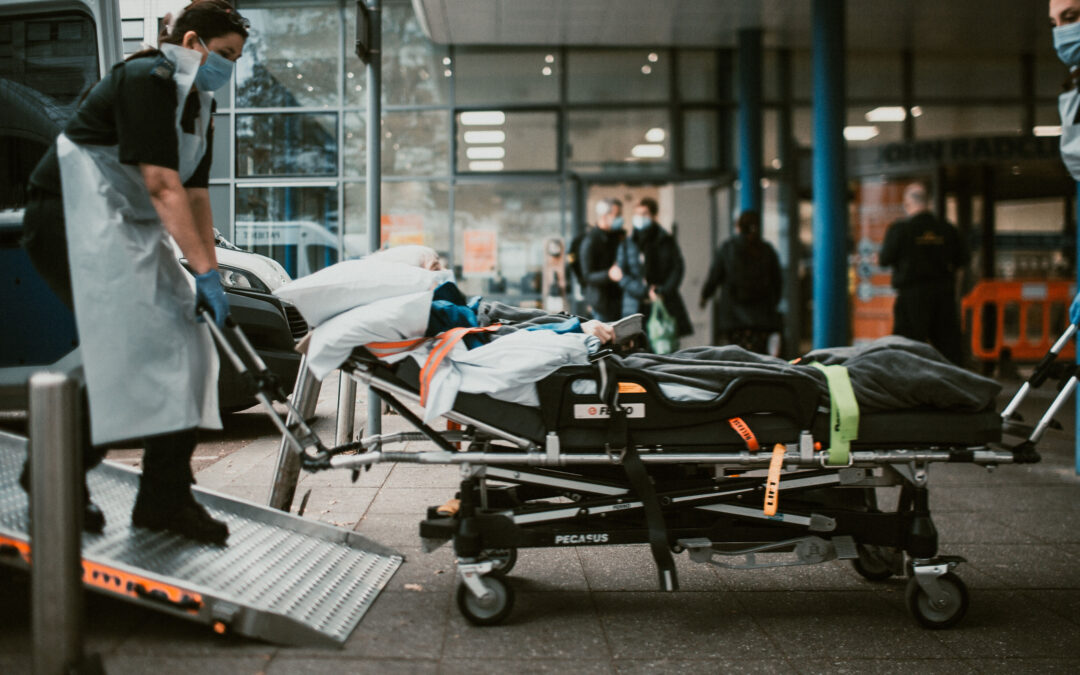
1050, 0, 1080, 326
18, 0, 249, 544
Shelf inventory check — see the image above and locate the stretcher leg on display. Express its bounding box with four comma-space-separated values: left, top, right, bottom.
269, 356, 321, 511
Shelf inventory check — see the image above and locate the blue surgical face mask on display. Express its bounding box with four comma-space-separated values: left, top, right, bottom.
632, 214, 651, 230
196, 37, 234, 92
611, 216, 624, 231
1054, 22, 1080, 68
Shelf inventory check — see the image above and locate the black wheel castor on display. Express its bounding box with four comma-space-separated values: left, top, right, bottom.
481, 548, 517, 575
905, 572, 969, 629
852, 544, 898, 582
456, 575, 515, 626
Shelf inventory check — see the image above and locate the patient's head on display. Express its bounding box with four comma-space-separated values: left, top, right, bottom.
370, 245, 443, 270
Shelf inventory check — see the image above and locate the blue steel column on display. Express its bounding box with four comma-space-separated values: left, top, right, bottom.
737, 29, 763, 214
1076, 183, 1079, 475
367, 0, 382, 442
811, 0, 848, 348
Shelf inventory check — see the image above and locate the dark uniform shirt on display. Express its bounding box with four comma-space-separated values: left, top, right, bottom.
29, 51, 214, 195
879, 211, 969, 288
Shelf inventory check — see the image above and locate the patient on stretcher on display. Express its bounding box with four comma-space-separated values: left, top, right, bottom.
275, 247, 1001, 424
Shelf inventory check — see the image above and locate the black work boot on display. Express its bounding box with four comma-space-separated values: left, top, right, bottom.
19, 459, 106, 534
130, 429, 228, 546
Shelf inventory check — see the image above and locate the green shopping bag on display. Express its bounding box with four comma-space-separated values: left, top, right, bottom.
647, 298, 679, 354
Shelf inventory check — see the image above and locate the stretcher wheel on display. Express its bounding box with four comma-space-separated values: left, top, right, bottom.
457, 575, 514, 626
852, 544, 898, 582
481, 548, 517, 575
905, 572, 969, 629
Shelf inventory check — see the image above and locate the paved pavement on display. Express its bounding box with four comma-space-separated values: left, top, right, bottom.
2, 372, 1080, 673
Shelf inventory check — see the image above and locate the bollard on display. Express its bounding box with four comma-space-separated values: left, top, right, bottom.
269, 356, 322, 511
29, 372, 85, 675
335, 375, 358, 447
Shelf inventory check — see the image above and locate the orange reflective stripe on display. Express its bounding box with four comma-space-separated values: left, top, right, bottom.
365, 337, 430, 358
728, 417, 759, 451
419, 324, 502, 406
763, 443, 785, 517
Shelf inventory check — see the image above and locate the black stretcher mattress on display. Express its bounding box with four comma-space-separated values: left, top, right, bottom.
360, 353, 1002, 451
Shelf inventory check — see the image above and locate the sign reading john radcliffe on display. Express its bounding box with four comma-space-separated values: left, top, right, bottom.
850, 135, 1062, 173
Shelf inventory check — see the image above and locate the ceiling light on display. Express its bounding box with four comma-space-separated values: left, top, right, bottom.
306, 85, 313, 92
469, 160, 504, 172
631, 144, 665, 158
910, 106, 923, 117
466, 146, 506, 160
296, 73, 303, 79
347, 72, 354, 79
541, 66, 552, 76
286, 61, 293, 68
545, 54, 554, 63
641, 65, 652, 74
443, 69, 452, 77
648, 52, 659, 62
865, 106, 906, 122
1034, 125, 1062, 137
442, 57, 451, 65
460, 111, 506, 126
464, 130, 506, 144
843, 125, 880, 141
644, 127, 665, 143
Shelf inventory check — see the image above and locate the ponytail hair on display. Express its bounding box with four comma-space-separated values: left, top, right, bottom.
159, 0, 249, 46
128, 0, 248, 60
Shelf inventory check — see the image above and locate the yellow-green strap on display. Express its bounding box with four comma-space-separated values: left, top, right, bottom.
809, 362, 860, 466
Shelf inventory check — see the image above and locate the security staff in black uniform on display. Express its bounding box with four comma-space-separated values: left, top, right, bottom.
19, 0, 248, 544
879, 182, 969, 365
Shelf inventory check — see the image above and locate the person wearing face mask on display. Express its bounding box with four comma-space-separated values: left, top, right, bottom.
1050, 0, 1080, 328
18, 0, 248, 544
579, 198, 624, 321
625, 198, 693, 350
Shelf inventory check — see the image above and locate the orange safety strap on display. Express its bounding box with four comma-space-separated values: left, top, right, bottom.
763, 443, 785, 517
728, 417, 759, 452
419, 324, 502, 406
364, 336, 431, 359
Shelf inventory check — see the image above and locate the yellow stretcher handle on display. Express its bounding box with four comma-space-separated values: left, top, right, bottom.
763, 443, 785, 516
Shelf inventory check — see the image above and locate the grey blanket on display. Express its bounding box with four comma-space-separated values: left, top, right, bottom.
617, 335, 1001, 413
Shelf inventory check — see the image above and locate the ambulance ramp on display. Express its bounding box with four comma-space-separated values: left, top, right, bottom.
0, 430, 402, 648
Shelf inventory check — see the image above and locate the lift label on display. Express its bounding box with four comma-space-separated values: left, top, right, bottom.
554, 533, 610, 545
573, 404, 645, 419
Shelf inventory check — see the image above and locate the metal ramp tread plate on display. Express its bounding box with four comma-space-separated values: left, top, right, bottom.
0, 431, 402, 648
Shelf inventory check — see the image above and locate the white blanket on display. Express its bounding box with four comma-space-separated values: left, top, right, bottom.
276, 258, 590, 419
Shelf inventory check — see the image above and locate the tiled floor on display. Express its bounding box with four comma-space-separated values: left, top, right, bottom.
2, 373, 1078, 673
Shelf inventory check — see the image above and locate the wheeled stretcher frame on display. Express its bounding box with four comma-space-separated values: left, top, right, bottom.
205, 312, 1079, 629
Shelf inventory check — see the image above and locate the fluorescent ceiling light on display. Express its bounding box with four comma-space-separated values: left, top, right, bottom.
466, 146, 506, 160
843, 125, 880, 141
631, 144, 666, 158
463, 130, 506, 144
469, 160, 505, 172
460, 110, 506, 126
864, 106, 906, 122
1033, 125, 1062, 137
645, 127, 666, 142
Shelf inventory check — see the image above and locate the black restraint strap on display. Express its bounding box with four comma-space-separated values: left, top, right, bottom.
600, 361, 679, 592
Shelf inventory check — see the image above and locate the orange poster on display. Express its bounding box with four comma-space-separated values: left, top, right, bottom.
380, 213, 425, 247
463, 229, 497, 277
852, 179, 906, 344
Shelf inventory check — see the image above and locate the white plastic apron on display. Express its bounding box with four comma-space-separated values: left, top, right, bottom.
58, 44, 220, 445
1059, 88, 1080, 181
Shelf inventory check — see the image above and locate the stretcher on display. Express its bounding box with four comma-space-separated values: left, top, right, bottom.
204, 308, 1078, 630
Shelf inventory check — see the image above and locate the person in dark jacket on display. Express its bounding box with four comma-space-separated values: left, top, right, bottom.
699, 210, 782, 353
878, 182, 969, 365
579, 199, 623, 322
625, 197, 693, 344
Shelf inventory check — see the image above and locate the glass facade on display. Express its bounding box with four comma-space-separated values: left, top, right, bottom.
186, 0, 1062, 304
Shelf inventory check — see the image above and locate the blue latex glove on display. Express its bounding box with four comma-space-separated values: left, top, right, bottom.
194, 269, 230, 330
1072, 291, 1080, 326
